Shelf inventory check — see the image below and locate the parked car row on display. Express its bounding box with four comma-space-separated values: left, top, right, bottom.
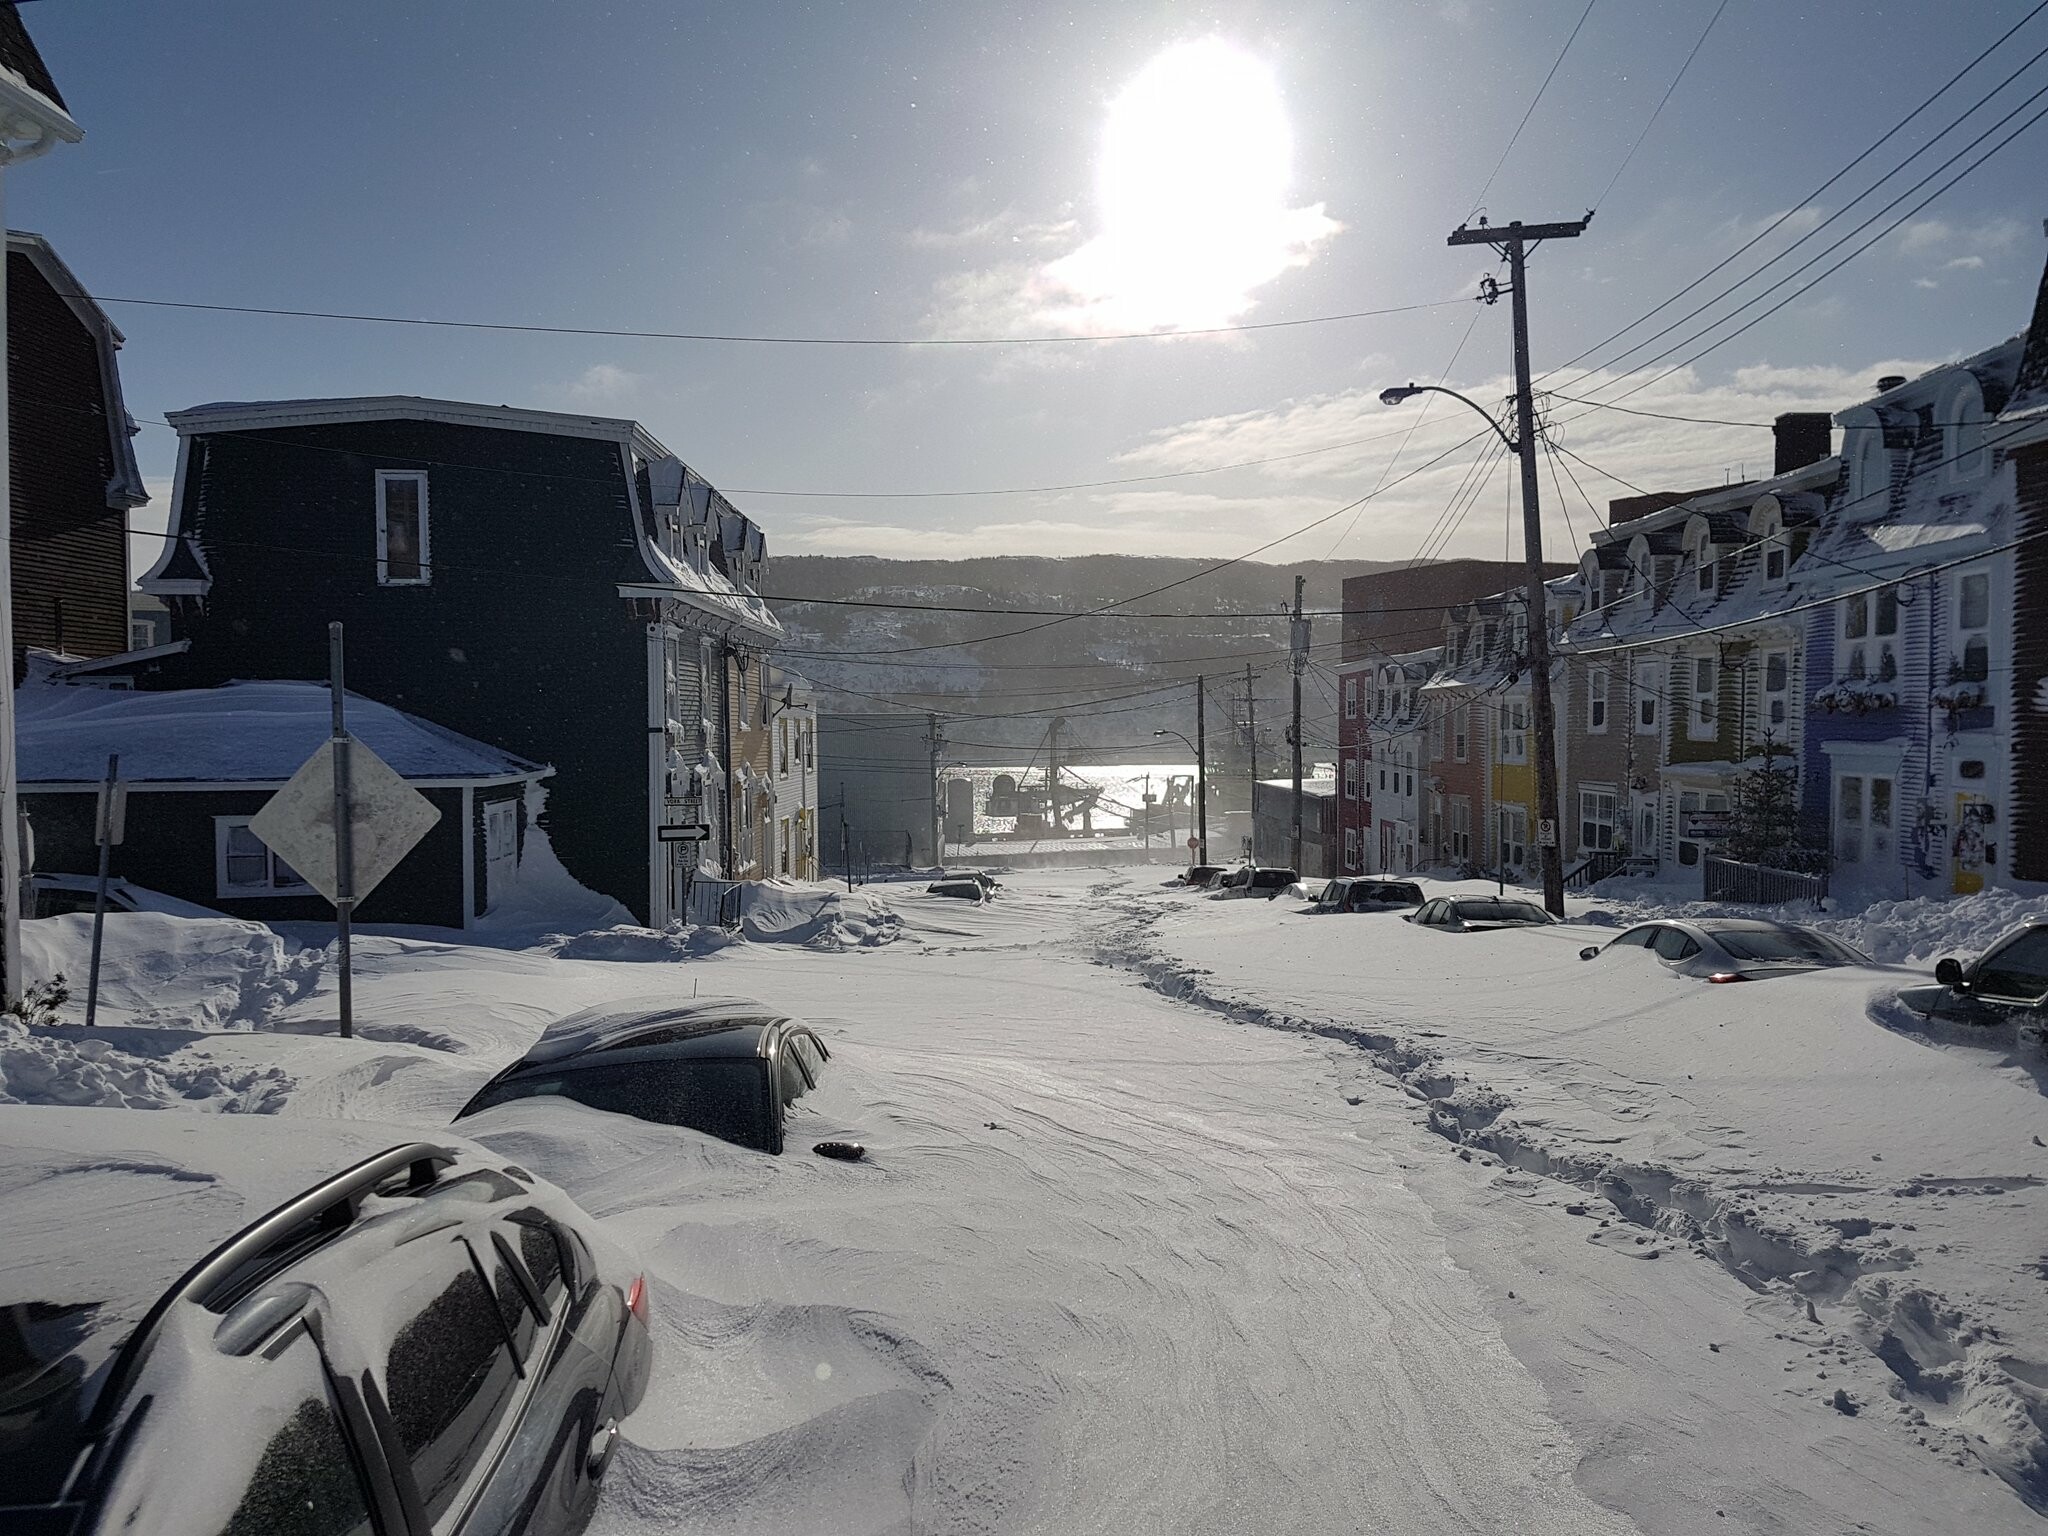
1173, 865, 1299, 899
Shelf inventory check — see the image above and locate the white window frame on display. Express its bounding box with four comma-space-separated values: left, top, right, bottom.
1686, 653, 1718, 742
375, 470, 431, 586
1588, 668, 1609, 734
1449, 799, 1471, 862
1839, 590, 1899, 682
1579, 786, 1617, 854
1501, 698, 1528, 764
1452, 705, 1470, 762
1692, 528, 1716, 594
214, 817, 313, 898
1761, 649, 1791, 732
1497, 805, 1527, 869
1953, 569, 1991, 685
1762, 515, 1788, 585
1343, 677, 1358, 719
1343, 758, 1359, 800
1634, 660, 1660, 735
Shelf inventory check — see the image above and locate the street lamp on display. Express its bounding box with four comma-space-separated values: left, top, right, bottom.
1153, 729, 1205, 866
1377, 384, 1519, 453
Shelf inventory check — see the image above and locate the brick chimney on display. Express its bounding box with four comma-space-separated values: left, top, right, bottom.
1773, 412, 1833, 475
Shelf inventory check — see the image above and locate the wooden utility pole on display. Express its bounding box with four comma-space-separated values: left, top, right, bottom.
1290, 575, 1306, 875
1447, 214, 1589, 916
925, 713, 942, 868
1193, 678, 1207, 864
1244, 663, 1258, 862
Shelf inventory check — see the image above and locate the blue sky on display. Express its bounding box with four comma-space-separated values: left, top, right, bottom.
14, 0, 2047, 571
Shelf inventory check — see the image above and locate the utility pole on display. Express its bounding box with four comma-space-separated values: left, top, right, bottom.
925, 713, 942, 869
1290, 575, 1306, 876
718, 642, 736, 879
1244, 663, 1258, 861
1447, 213, 1589, 916
1047, 716, 1063, 835
1194, 677, 1207, 864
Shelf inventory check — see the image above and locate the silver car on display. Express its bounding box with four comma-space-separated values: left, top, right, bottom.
1578, 918, 1869, 981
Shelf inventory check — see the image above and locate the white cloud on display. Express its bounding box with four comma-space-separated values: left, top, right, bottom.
1945, 255, 1986, 271
565, 363, 641, 402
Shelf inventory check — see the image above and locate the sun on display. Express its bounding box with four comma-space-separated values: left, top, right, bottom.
1042, 40, 1339, 333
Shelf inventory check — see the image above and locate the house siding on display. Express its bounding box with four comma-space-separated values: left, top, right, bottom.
157, 419, 657, 918
2014, 443, 2048, 882
8, 249, 129, 660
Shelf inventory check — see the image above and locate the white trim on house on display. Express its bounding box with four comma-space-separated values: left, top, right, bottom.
137, 436, 209, 595
213, 815, 314, 898
374, 469, 431, 585
164, 395, 675, 466
26, 772, 542, 793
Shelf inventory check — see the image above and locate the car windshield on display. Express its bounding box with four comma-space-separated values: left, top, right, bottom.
1455, 900, 1549, 923
1712, 928, 1850, 964
467, 1061, 773, 1151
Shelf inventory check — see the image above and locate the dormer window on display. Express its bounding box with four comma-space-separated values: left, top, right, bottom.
1763, 517, 1786, 583
1601, 570, 1623, 608
1687, 524, 1715, 595
376, 471, 430, 586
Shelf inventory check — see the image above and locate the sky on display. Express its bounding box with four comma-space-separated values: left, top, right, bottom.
13, 0, 2048, 577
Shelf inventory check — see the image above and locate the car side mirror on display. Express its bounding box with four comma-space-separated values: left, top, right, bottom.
1934, 957, 1965, 990
1579, 946, 1600, 961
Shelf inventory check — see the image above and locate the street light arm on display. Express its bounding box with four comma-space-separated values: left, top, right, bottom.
1377, 383, 1519, 454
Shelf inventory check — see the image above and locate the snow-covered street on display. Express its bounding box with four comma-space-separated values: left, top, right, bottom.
5, 870, 2045, 1533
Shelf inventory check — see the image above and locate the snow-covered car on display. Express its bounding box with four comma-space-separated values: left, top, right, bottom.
1214, 867, 1298, 900
1310, 877, 1424, 914
1404, 896, 1557, 932
0, 1106, 651, 1536
928, 877, 989, 902
1576, 917, 1871, 982
457, 996, 832, 1155
1178, 863, 1228, 889
1901, 915, 2048, 1021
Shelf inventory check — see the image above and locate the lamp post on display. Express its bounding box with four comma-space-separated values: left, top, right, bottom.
1153, 729, 1204, 866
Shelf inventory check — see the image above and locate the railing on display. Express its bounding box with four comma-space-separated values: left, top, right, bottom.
687, 879, 746, 930
1563, 849, 1627, 890
1704, 857, 1827, 906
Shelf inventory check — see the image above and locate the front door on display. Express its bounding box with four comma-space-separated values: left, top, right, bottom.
483, 801, 517, 912
1833, 772, 1895, 877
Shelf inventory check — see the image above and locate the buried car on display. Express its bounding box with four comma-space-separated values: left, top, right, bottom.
1311, 877, 1424, 914
1900, 915, 2048, 1022
1405, 896, 1557, 932
457, 997, 832, 1155
0, 1106, 650, 1536
1215, 867, 1299, 900
1577, 917, 1871, 981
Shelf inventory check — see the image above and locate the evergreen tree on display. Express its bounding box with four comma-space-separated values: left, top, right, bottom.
1724, 733, 1827, 872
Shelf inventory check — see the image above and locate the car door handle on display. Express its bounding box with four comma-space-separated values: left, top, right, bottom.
586, 1417, 621, 1480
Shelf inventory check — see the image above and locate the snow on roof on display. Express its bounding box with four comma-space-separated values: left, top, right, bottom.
631, 541, 783, 638
17, 681, 548, 785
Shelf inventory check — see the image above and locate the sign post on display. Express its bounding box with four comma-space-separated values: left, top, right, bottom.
250, 623, 440, 1039
84, 752, 123, 1029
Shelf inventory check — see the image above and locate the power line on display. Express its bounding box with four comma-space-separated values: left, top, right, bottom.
83, 289, 1465, 349
1591, 0, 1731, 210
1468, 0, 1600, 219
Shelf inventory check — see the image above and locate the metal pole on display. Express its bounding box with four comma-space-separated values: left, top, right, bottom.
85, 752, 117, 1029
329, 622, 354, 1039
1290, 576, 1306, 876
1194, 676, 1208, 864
0, 170, 18, 1009
926, 713, 941, 868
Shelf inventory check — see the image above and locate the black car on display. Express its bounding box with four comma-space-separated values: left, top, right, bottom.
1901, 916, 2048, 1022
458, 997, 832, 1155
928, 878, 988, 902
1179, 864, 1228, 889
1311, 877, 1424, 914
0, 1106, 651, 1536
1214, 867, 1299, 900
1404, 896, 1558, 932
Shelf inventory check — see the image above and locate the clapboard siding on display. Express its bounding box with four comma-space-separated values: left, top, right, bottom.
8, 249, 128, 659
2013, 443, 2048, 882
161, 418, 656, 917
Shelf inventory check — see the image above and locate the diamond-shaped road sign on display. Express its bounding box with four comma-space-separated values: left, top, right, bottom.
249, 738, 441, 905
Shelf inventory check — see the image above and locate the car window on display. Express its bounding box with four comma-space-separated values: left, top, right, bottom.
481, 1061, 774, 1151
1417, 900, 1444, 924
1318, 882, 1343, 904
382, 1250, 522, 1524
1608, 926, 1659, 948
1713, 928, 1837, 963
1973, 927, 2048, 1002
211, 1336, 373, 1536
510, 1217, 566, 1313
776, 1040, 811, 1105
790, 1031, 828, 1079
477, 1238, 538, 1362
1651, 927, 1696, 961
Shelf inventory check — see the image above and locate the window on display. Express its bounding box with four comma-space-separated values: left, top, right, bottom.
1343, 826, 1361, 869
215, 819, 312, 897
130, 619, 155, 651
1497, 806, 1526, 869
1840, 590, 1898, 681
375, 470, 430, 585
1378, 765, 1387, 793
1762, 651, 1790, 730
1688, 653, 1718, 740
1955, 572, 1990, 684
1344, 758, 1359, 800
1763, 516, 1788, 583
1449, 800, 1471, 861
1651, 927, 1700, 962
1452, 706, 1469, 762
384, 1254, 521, 1522
1428, 706, 1445, 762
212, 1339, 373, 1536
1343, 677, 1358, 719
1693, 530, 1716, 594
1834, 772, 1896, 868
1588, 669, 1609, 733
1502, 699, 1528, 763
1973, 928, 2048, 1005
1635, 662, 1660, 734
1580, 787, 1617, 852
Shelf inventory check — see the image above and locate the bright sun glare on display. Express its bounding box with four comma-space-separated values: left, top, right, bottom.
1042, 39, 1340, 333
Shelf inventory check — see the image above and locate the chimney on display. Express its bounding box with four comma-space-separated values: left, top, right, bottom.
1876, 375, 1907, 394
1773, 412, 1833, 475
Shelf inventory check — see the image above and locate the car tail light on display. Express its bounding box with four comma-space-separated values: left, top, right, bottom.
1707, 971, 1749, 984
626, 1273, 649, 1323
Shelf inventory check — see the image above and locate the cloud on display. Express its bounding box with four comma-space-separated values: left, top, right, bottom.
905, 209, 1078, 251
1944, 255, 1986, 271
565, 363, 641, 402
1914, 278, 1940, 290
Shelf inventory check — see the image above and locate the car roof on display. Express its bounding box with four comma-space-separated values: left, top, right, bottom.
0, 1108, 510, 1510
520, 994, 789, 1066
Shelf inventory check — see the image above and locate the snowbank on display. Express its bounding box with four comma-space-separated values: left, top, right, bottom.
472, 794, 635, 941
21, 912, 323, 1031
0, 1015, 291, 1111
737, 881, 902, 949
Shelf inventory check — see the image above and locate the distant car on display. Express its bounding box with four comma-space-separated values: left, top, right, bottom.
457, 997, 833, 1155
928, 878, 988, 901
1215, 867, 1298, 900
1901, 915, 2048, 1021
1180, 864, 1228, 889
1405, 896, 1557, 932
1577, 917, 1870, 981
1311, 877, 1424, 914
0, 1106, 651, 1536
